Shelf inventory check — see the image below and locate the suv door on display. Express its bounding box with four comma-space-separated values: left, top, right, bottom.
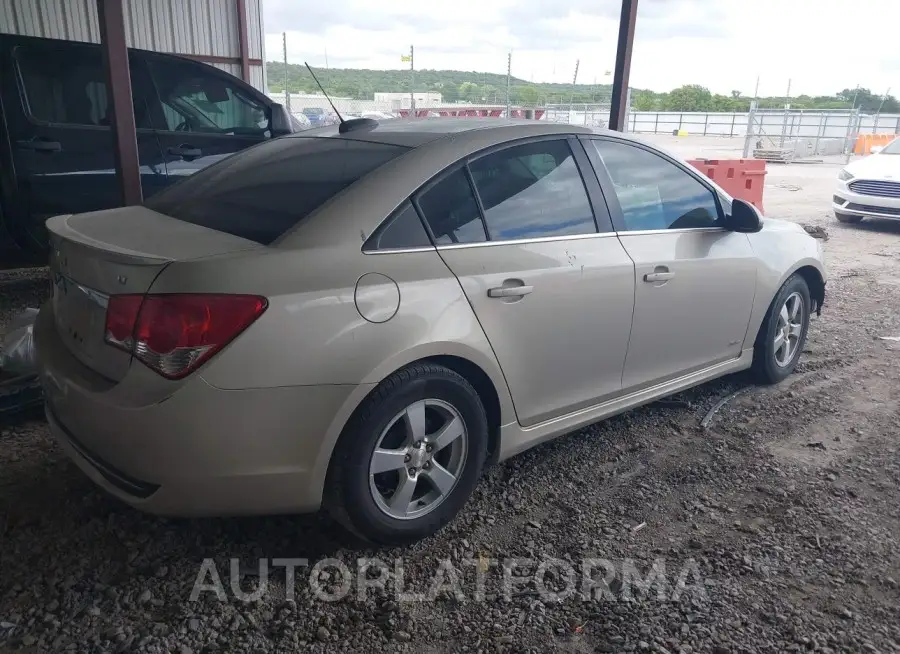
143, 54, 273, 179
417, 137, 636, 427
2, 38, 166, 253
582, 137, 757, 392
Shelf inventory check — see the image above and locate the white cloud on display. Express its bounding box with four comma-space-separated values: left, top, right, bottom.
263, 0, 900, 96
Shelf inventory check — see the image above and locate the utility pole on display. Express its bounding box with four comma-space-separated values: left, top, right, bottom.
282, 32, 290, 112
568, 59, 580, 123
324, 46, 329, 69
409, 45, 415, 115
505, 51, 512, 118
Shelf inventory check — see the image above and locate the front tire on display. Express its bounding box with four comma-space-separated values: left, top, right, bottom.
835, 211, 863, 224
751, 274, 811, 384
325, 363, 488, 546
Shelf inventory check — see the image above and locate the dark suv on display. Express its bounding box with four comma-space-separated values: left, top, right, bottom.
0, 33, 295, 265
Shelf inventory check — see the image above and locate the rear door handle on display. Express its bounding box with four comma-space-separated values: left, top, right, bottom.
643, 272, 675, 283
488, 285, 534, 298
167, 145, 202, 159
17, 139, 62, 153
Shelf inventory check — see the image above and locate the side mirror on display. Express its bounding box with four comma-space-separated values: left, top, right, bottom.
269, 103, 293, 136
724, 199, 762, 233
870, 146, 884, 154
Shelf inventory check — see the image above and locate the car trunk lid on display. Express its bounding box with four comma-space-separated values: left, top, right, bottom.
46, 206, 262, 381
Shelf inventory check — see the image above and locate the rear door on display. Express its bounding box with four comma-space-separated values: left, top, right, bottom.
2, 38, 167, 252
418, 137, 635, 427
582, 137, 757, 392
142, 53, 272, 179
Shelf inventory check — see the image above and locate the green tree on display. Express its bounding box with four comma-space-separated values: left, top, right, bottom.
665, 85, 713, 111
518, 86, 540, 107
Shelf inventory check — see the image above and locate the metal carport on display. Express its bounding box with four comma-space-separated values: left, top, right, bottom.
1, 0, 266, 206
1, 0, 638, 207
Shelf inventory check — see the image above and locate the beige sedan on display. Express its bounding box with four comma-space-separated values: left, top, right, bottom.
35, 119, 826, 545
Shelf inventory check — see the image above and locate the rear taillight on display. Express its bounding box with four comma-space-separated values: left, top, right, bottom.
104, 294, 267, 379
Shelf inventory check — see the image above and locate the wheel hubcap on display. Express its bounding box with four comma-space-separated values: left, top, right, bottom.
369, 399, 468, 520
774, 291, 804, 367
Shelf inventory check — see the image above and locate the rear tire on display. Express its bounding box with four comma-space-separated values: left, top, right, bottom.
325, 363, 488, 546
751, 274, 811, 385
835, 211, 863, 224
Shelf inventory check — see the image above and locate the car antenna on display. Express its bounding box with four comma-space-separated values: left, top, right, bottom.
304, 62, 344, 124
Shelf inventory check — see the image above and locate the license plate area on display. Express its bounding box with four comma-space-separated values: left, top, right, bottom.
52, 272, 109, 357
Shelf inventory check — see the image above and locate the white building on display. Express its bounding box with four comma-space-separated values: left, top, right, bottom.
374, 92, 443, 109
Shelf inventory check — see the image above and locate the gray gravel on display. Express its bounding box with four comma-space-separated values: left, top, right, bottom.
1, 154, 899, 653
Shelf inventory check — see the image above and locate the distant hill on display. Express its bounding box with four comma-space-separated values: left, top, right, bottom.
265, 62, 612, 106
265, 62, 897, 113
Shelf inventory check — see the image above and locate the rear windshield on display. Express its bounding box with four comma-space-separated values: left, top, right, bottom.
144, 137, 409, 244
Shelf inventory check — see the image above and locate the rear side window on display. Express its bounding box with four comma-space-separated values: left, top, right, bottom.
145, 137, 409, 244
363, 202, 431, 251
468, 139, 597, 240
417, 169, 487, 245
15, 45, 150, 127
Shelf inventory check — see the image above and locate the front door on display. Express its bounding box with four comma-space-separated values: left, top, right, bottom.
416, 138, 636, 427
142, 54, 272, 180
2, 39, 166, 253
583, 137, 757, 392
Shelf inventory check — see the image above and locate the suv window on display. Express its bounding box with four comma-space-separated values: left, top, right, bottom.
145, 137, 409, 245
363, 202, 431, 251
146, 57, 268, 135
417, 168, 487, 245
589, 140, 721, 231
15, 45, 149, 128
468, 139, 597, 240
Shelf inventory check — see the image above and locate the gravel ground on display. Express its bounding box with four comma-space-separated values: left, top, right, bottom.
1, 145, 899, 653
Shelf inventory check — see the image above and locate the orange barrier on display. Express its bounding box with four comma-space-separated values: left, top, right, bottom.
854, 133, 898, 155
686, 159, 767, 215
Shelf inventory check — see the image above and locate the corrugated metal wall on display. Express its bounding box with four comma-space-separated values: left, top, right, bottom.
0, 0, 266, 91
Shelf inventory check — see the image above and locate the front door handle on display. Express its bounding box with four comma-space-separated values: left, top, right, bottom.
17, 138, 62, 153
488, 285, 534, 298
643, 272, 674, 282
167, 145, 202, 159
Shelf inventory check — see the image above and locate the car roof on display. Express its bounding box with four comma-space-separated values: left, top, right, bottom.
292, 118, 594, 148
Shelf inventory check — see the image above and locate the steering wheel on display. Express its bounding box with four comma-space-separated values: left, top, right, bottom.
175, 120, 191, 132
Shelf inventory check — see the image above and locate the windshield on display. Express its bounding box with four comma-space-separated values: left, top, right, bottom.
145, 137, 410, 245
881, 139, 900, 154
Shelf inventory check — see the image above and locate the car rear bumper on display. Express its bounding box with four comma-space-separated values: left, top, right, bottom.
35, 303, 364, 517
833, 183, 900, 219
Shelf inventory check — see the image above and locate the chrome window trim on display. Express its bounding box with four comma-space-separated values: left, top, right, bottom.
616, 227, 726, 236
435, 231, 619, 250
362, 246, 437, 255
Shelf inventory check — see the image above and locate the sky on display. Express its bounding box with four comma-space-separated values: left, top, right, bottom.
262, 0, 898, 97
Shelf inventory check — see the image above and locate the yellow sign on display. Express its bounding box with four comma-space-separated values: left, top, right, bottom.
400, 55, 412, 62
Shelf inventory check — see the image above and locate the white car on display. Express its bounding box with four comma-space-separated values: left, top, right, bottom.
833, 138, 900, 223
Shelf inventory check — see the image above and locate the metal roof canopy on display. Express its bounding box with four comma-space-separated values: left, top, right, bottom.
96, 0, 637, 207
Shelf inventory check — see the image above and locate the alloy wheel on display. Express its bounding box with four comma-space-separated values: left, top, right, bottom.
773, 291, 804, 367
368, 399, 468, 520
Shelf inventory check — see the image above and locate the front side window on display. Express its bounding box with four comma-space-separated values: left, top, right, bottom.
147, 57, 268, 135
590, 140, 721, 231
417, 169, 487, 245
15, 45, 150, 127
145, 137, 409, 244
468, 140, 597, 240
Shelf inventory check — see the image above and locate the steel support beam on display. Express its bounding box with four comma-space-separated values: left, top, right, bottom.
97, 0, 142, 205
609, 0, 638, 132
236, 0, 251, 82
